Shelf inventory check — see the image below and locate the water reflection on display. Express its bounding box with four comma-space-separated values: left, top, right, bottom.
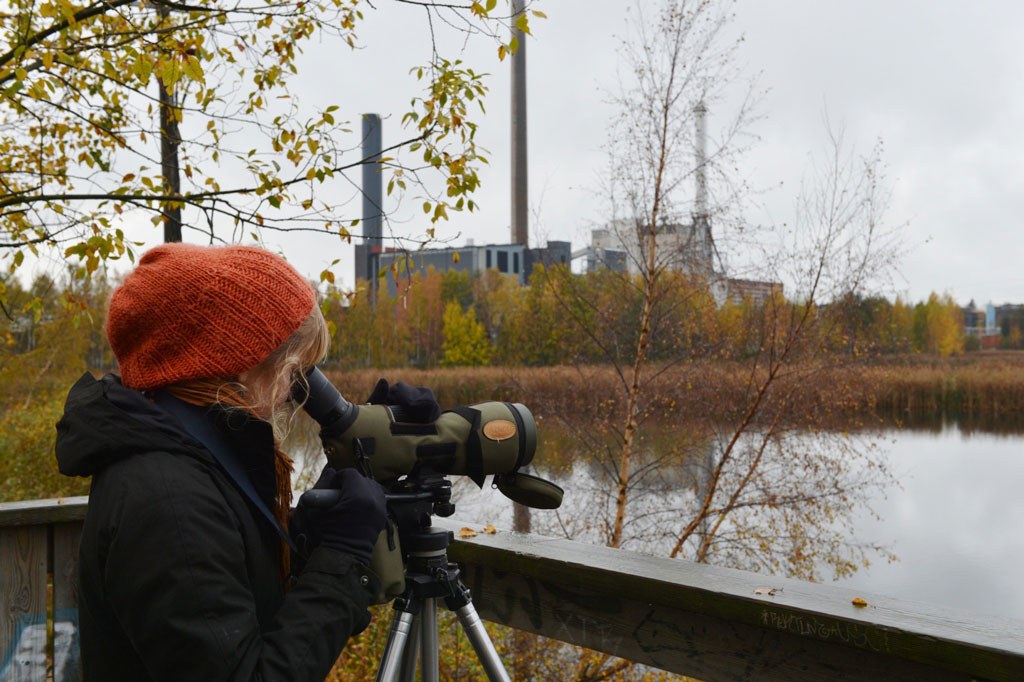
449, 420, 1024, 622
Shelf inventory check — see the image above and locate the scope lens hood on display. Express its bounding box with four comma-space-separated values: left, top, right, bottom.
507, 402, 537, 469
494, 472, 563, 510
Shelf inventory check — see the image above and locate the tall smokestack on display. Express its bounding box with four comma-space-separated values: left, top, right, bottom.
694, 100, 708, 221
510, 0, 528, 246
510, 7, 531, 537
362, 114, 383, 289
693, 100, 712, 274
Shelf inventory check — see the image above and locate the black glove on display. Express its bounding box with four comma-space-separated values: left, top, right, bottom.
291, 467, 387, 566
367, 378, 442, 424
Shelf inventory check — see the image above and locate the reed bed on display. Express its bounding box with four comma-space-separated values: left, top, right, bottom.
326, 353, 1024, 427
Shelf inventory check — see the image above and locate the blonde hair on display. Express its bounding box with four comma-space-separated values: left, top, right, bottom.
238, 305, 331, 436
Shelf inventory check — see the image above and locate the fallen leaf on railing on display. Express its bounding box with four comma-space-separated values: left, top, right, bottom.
482, 524, 497, 534
458, 527, 478, 538
852, 597, 868, 608
754, 587, 783, 597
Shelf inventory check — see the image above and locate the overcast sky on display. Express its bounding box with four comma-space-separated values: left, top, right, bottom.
153, 1, 1024, 306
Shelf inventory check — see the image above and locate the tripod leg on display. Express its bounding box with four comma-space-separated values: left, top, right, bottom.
419, 597, 439, 682
376, 607, 417, 682
397, 614, 420, 682
455, 601, 512, 682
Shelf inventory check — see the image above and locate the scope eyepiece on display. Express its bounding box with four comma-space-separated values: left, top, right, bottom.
292, 367, 358, 438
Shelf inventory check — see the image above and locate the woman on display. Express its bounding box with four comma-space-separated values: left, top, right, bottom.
55, 242, 387, 681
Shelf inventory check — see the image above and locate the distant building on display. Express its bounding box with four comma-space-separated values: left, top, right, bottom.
715, 278, 783, 306
576, 220, 781, 306
962, 300, 1010, 349
580, 219, 714, 278
354, 240, 571, 292
962, 300, 990, 336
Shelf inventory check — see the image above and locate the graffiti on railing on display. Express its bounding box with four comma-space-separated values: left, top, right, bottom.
760, 608, 891, 653
0, 609, 79, 682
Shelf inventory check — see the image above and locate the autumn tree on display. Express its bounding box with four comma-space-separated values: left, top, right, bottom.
0, 269, 110, 500
864, 295, 914, 354
326, 283, 410, 368
394, 270, 445, 368
913, 292, 965, 356
498, 264, 585, 365
0, 0, 541, 297
441, 301, 492, 367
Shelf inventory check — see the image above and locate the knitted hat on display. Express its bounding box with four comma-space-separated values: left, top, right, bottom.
106, 243, 316, 390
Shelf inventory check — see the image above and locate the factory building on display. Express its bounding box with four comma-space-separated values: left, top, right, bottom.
355, 240, 572, 291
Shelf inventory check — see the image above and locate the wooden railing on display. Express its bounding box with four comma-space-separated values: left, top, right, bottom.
3, 498, 1023, 681
0, 497, 85, 682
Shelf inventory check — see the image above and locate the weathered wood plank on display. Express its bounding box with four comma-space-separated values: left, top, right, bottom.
53, 522, 83, 682
0, 525, 48, 682
460, 562, 962, 682
438, 519, 1024, 682
0, 497, 89, 528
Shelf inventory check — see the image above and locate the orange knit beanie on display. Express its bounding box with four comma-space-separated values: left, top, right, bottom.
106, 243, 316, 390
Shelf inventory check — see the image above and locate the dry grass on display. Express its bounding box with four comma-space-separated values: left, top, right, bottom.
326, 352, 1024, 428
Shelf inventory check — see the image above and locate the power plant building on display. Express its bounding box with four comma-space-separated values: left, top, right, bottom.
355, 240, 571, 289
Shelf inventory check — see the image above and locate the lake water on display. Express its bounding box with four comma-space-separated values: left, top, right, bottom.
446, 423, 1024, 623
831, 426, 1024, 621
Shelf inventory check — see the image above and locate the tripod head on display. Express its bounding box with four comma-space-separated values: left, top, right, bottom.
383, 468, 458, 557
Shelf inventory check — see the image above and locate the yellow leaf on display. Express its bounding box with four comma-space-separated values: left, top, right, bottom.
851, 597, 868, 608
182, 55, 204, 84
458, 527, 477, 538
58, 0, 76, 24
482, 524, 497, 535
134, 57, 153, 83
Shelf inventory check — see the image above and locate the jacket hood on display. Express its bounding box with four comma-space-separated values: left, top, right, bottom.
55, 372, 203, 477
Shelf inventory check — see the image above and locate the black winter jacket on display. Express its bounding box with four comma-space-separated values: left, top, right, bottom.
55, 372, 376, 682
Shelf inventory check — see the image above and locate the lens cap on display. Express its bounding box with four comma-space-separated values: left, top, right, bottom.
494, 472, 564, 510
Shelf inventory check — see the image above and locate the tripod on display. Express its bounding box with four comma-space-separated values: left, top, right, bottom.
375, 476, 512, 682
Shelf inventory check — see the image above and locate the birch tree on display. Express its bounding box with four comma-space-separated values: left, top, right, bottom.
537, 0, 900, 588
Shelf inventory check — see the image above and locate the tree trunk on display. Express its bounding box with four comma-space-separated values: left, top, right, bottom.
158, 5, 182, 243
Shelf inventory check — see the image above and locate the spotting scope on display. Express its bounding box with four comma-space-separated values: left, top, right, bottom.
293, 367, 563, 509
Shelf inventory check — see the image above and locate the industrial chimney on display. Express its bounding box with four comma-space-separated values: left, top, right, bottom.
692, 100, 713, 275
361, 114, 383, 291
510, 0, 528, 247
694, 100, 708, 222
